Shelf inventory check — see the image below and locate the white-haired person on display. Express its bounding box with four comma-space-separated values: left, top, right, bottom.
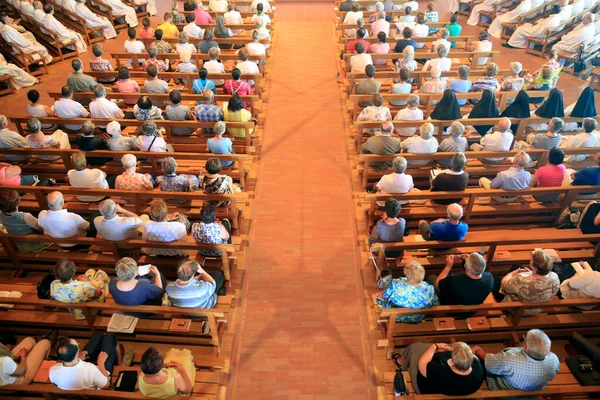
115, 154, 154, 194
395, 45, 418, 72
204, 47, 225, 85
393, 94, 423, 137
165, 259, 223, 309
448, 65, 472, 106
431, 252, 493, 305
419, 203, 468, 241
37, 191, 90, 247
67, 152, 109, 203
431, 28, 450, 53
394, 341, 483, 395
358, 94, 392, 135
431, 152, 469, 205
422, 46, 452, 72
25, 118, 70, 162
479, 151, 532, 202
436, 122, 468, 168
109, 257, 164, 306
207, 121, 235, 166
143, 199, 189, 257
106, 121, 139, 152
377, 259, 439, 323
156, 157, 200, 204
176, 33, 196, 55
94, 199, 145, 241
470, 117, 513, 164
400, 122, 439, 166
373, 156, 414, 205
472, 329, 559, 391
175, 51, 198, 85
500, 61, 525, 92
417, 67, 447, 104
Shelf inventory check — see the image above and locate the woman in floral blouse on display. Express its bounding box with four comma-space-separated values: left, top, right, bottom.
191, 204, 231, 257
377, 260, 439, 323
156, 157, 199, 204
134, 96, 163, 121
200, 158, 236, 207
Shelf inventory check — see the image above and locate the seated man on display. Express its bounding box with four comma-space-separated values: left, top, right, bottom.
0, 14, 53, 64
431, 152, 468, 205
479, 151, 532, 202
235, 48, 260, 86
436, 121, 468, 168
472, 329, 560, 391
50, 333, 121, 390
157, 12, 179, 39
66, 58, 96, 92
0, 114, 30, 162
38, 191, 90, 246
374, 156, 414, 205
223, 68, 253, 96
94, 199, 145, 241
471, 117, 513, 164
572, 153, 600, 188
143, 64, 169, 94
194, 90, 224, 125
506, 5, 562, 48
354, 64, 381, 108
52, 85, 89, 131
74, 0, 117, 40
166, 260, 222, 308
360, 121, 401, 171
349, 43, 373, 73
149, 29, 172, 54
515, 117, 564, 153
553, 13, 595, 53
400, 122, 439, 167
0, 336, 51, 386
43, 5, 88, 53
419, 203, 468, 241
564, 118, 599, 162
143, 199, 188, 256
76, 121, 110, 166
357, 94, 392, 134
432, 252, 493, 305
90, 84, 125, 120
67, 152, 109, 202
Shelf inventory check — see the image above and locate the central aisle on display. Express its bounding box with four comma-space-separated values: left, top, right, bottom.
232, 21, 374, 398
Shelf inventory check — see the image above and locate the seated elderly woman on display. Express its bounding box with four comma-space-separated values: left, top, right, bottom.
395, 45, 418, 72
50, 259, 109, 321
200, 158, 236, 207
143, 199, 189, 257
495, 249, 560, 315
436, 121, 468, 168
400, 123, 439, 167
370, 198, 406, 258
472, 62, 500, 95
138, 347, 194, 398
115, 154, 154, 197
107, 121, 139, 152
207, 121, 234, 167
0, 190, 49, 253
393, 94, 423, 137
396, 341, 483, 395
25, 118, 71, 161
137, 121, 172, 152
134, 96, 164, 121
192, 204, 231, 257
422, 46, 452, 72
108, 257, 164, 306
431, 152, 468, 205
377, 260, 439, 323
417, 68, 447, 104
156, 157, 199, 204
500, 61, 525, 93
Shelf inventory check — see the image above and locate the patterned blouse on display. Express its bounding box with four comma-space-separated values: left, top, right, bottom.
192, 222, 226, 257
134, 105, 163, 121
201, 174, 233, 207
156, 174, 200, 204
115, 171, 154, 191
501, 272, 560, 316
396, 59, 418, 72
49, 270, 109, 320
377, 278, 439, 323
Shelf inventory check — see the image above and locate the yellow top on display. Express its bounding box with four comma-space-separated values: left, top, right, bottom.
138, 368, 178, 399
156, 23, 180, 39
224, 107, 254, 138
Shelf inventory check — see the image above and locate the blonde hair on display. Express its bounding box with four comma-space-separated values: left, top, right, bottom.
452, 342, 473, 372
403, 260, 425, 284
531, 250, 553, 275
180, 50, 192, 63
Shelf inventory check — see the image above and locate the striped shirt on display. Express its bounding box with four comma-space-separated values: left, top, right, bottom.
166, 279, 217, 308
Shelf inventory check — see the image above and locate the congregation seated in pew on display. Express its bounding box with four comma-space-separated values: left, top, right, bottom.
110, 257, 164, 306
479, 151, 533, 202
419, 203, 468, 241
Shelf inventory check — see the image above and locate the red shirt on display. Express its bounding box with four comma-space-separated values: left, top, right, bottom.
139, 27, 154, 39
535, 164, 566, 187
223, 79, 253, 96
195, 9, 212, 24
347, 39, 371, 54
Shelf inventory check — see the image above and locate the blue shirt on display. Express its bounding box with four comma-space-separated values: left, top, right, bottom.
448, 79, 472, 105
485, 347, 560, 391
490, 167, 532, 191
377, 278, 439, 323
573, 167, 600, 186
429, 219, 468, 241
166, 279, 217, 309
109, 278, 162, 306
192, 79, 217, 95
207, 137, 234, 167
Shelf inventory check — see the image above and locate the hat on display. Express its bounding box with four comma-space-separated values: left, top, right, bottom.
107, 121, 121, 137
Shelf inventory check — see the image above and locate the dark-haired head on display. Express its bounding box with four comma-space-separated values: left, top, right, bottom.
127, 27, 136, 39
227, 95, 244, 112
377, 31, 386, 43
61, 85, 73, 98
137, 96, 153, 110
154, 29, 163, 40
118, 66, 130, 80
206, 157, 222, 174
57, 338, 79, 362
170, 89, 182, 104
27, 89, 40, 103
200, 203, 217, 223
231, 68, 241, 80
548, 147, 564, 165
140, 347, 163, 375
199, 68, 208, 80
384, 198, 401, 219
450, 12, 458, 23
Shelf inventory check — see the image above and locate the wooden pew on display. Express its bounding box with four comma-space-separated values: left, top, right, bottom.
175, 23, 271, 31
500, 1, 555, 40
0, 34, 49, 75
180, 10, 275, 19
47, 0, 104, 45
478, 0, 517, 27
0, 74, 15, 96
139, 37, 269, 48
87, 0, 128, 31
338, 35, 475, 50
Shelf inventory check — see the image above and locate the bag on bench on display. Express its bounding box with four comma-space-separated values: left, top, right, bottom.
370, 243, 392, 289
393, 370, 409, 396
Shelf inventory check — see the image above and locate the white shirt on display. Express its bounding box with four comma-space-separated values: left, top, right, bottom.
350, 54, 373, 73
204, 59, 225, 85
94, 215, 142, 240
67, 168, 109, 202
412, 23, 429, 48
251, 0, 272, 11
183, 22, 203, 38
224, 10, 243, 25
403, 0, 418, 10
20, 1, 34, 17
247, 42, 266, 59
176, 43, 197, 54
236, 59, 259, 85
143, 220, 188, 256
0, 356, 17, 386
50, 360, 108, 390
38, 209, 89, 240
251, 13, 271, 27
53, 98, 89, 130
476, 40, 493, 65
565, 131, 599, 161
124, 39, 145, 53
394, 107, 424, 136
376, 172, 414, 205
343, 10, 363, 25
209, 0, 227, 11
432, 38, 451, 53
480, 130, 513, 162
401, 136, 439, 166
137, 135, 168, 152
423, 57, 452, 72
89, 97, 124, 120
561, 271, 600, 299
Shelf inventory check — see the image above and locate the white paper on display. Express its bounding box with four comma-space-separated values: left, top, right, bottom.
137, 264, 151, 276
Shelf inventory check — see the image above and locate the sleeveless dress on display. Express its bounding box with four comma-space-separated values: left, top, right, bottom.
139, 348, 196, 398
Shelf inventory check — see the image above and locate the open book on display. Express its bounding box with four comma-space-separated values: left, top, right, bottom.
571, 261, 594, 276
0, 291, 22, 309
107, 313, 139, 333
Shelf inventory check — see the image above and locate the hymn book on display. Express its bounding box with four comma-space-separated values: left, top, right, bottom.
0, 291, 22, 309
571, 261, 594, 276
107, 313, 138, 333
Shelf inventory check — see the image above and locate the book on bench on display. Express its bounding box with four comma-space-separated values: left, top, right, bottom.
169, 318, 192, 333
433, 317, 456, 331
0, 291, 22, 309
572, 261, 594, 276
107, 313, 138, 333
466, 316, 490, 331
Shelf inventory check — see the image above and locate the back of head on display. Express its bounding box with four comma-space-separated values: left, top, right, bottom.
407, 94, 419, 107
61, 85, 73, 98
92, 84, 105, 98
365, 64, 376, 78
140, 347, 163, 375
451, 342, 473, 372
43, 4, 52, 13
27, 89, 40, 104
377, 31, 386, 44
206, 157, 222, 174
26, 118, 41, 134
127, 27, 137, 39
203, 89, 214, 102
92, 42, 103, 57
141, 120, 157, 136
497, 117, 511, 132
458, 65, 470, 80
548, 147, 564, 166
149, 199, 168, 221
231, 68, 242, 80
384, 198, 401, 218
417, 12, 426, 24
549, 117, 564, 133
450, 12, 458, 23
82, 121, 95, 136
121, 153, 137, 169
204, 29, 213, 40
137, 95, 153, 110
514, 151, 531, 168
437, 45, 448, 58
357, 28, 367, 39
450, 121, 465, 138
99, 199, 116, 219
179, 32, 189, 44
118, 66, 130, 80
147, 47, 158, 59
525, 329, 552, 360
170, 89, 182, 104
57, 338, 79, 362
155, 29, 164, 41
393, 156, 407, 173
72, 58, 83, 72
238, 47, 250, 61
200, 203, 216, 223
486, 62, 499, 77
531, 249, 553, 275
447, 203, 463, 221
164, 12, 172, 22
451, 152, 466, 171
0, 190, 19, 213
208, 46, 220, 60
355, 42, 365, 54
372, 94, 384, 107
403, 260, 425, 284
71, 151, 87, 171
115, 257, 137, 282
54, 259, 76, 282
466, 252, 486, 275
177, 259, 199, 281
214, 121, 227, 135
551, 4, 561, 14
146, 63, 158, 78
510, 61, 522, 75
199, 68, 208, 80
403, 27, 412, 39
142, 17, 150, 27
583, 117, 598, 133
420, 122, 434, 139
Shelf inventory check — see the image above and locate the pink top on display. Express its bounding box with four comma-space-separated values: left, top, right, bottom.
0, 166, 21, 186
369, 42, 390, 65
535, 164, 566, 187
195, 9, 213, 24
116, 79, 141, 105
139, 27, 155, 39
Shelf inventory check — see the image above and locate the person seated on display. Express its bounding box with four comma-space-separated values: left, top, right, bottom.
431, 28, 450, 53
143, 64, 169, 94
124, 28, 145, 68
224, 94, 255, 138
389, 68, 411, 107
107, 121, 139, 152
213, 16, 233, 48
137, 121, 171, 152
0, 114, 30, 162
526, 66, 553, 104
50, 333, 122, 390
395, 45, 418, 72
377, 260, 439, 322
25, 118, 70, 162
26, 89, 54, 130
254, 11, 271, 46
43, 5, 88, 52
90, 84, 125, 119
0, 163, 43, 186
572, 153, 600, 190
53, 85, 89, 131
431, 152, 468, 204
355, 65, 381, 108
204, 47, 225, 86
516, 117, 564, 155
473, 329, 560, 391
417, 67, 447, 99
470, 31, 493, 65
371, 11, 390, 36
252, 1, 271, 19
531, 147, 566, 203
506, 4, 562, 49
424, 2, 439, 32
399, 6, 415, 24
224, 2, 244, 35
175, 50, 198, 85
0, 14, 53, 64
165, 90, 195, 136
0, 190, 49, 253
166, 259, 222, 308
116, 66, 140, 107
400, 122, 439, 166
142, 48, 169, 74
369, 32, 390, 66
418, 203, 468, 241
194, 1, 212, 25
224, 68, 253, 96
448, 66, 473, 106
422, 46, 451, 72
343, 2, 363, 34
350, 43, 373, 73
393, 27, 417, 54
89, 43, 114, 84
373, 156, 414, 205
560, 264, 600, 300
444, 12, 462, 47
176, 33, 196, 55
247, 29, 267, 59
360, 121, 401, 171
143, 200, 188, 256
0, 336, 51, 386
433, 252, 493, 305
496, 250, 560, 315
134, 96, 163, 121
437, 121, 468, 168
67, 151, 109, 202
156, 156, 199, 204
358, 94, 392, 134
235, 48, 260, 86
200, 158, 236, 207
66, 58, 97, 92
193, 68, 217, 95
500, 61, 525, 92
192, 204, 231, 256
183, 12, 203, 38
139, 347, 194, 397
76, 121, 110, 166
149, 29, 173, 54
49, 259, 109, 320
470, 117, 513, 164
369, 198, 406, 247
194, 90, 224, 125
75, 0, 117, 40
38, 191, 90, 246
396, 341, 483, 395
564, 118, 599, 162
479, 151, 532, 202
411, 12, 428, 47
207, 121, 234, 166
157, 12, 179, 39
471, 62, 500, 92
115, 154, 154, 196
198, 29, 219, 53
94, 199, 145, 240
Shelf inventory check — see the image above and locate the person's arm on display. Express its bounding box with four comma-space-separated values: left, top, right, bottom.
23, 212, 42, 232
196, 264, 215, 284
434, 255, 454, 291
532, 169, 540, 187
149, 265, 163, 290
75, 214, 91, 231
417, 343, 450, 377
167, 361, 193, 394
116, 204, 140, 219
500, 268, 529, 293
489, 173, 505, 189
7, 352, 26, 377
218, 221, 230, 241
94, 352, 111, 389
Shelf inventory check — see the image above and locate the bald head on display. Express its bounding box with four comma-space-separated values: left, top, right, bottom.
203, 90, 214, 103
47, 191, 64, 210
497, 117, 511, 132
381, 121, 394, 134
584, 13, 594, 24
99, 199, 117, 219
0, 115, 7, 129
447, 203, 463, 222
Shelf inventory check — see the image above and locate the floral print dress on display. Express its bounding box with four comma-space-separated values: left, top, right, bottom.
377, 278, 439, 323
192, 222, 226, 257
50, 269, 110, 320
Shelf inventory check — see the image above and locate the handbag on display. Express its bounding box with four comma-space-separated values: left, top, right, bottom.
393, 370, 409, 396
370, 243, 393, 289
37, 273, 56, 299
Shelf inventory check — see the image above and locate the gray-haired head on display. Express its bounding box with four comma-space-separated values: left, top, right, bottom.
420, 122, 434, 139
47, 191, 64, 211
141, 120, 157, 136
549, 117, 564, 134
99, 199, 117, 219
407, 94, 419, 108
447, 203, 463, 222
214, 121, 226, 135
121, 154, 137, 169
115, 257, 137, 282
451, 152, 466, 172
82, 121, 95, 136
449, 121, 465, 137
92, 84, 105, 98
0, 115, 7, 129
583, 117, 598, 133
393, 156, 407, 173
458, 65, 470, 80
26, 118, 41, 133
514, 151, 531, 168
466, 252, 486, 275
525, 329, 552, 360
162, 157, 178, 175
381, 121, 394, 134
510, 61, 522, 75
375, 1, 384, 11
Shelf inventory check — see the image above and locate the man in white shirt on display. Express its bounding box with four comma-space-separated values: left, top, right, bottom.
89, 84, 125, 120
143, 199, 188, 256
236, 48, 260, 85
553, 13, 595, 53
471, 117, 513, 163
564, 117, 600, 162
506, 5, 563, 48
43, 5, 88, 53
251, 0, 272, 12
374, 156, 414, 205
0, 16, 53, 64
74, 0, 117, 40
350, 43, 373, 73
561, 269, 600, 300
32, 1, 46, 24
394, 94, 424, 136
371, 12, 390, 36
247, 30, 267, 61
224, 3, 244, 34
124, 27, 145, 58
0, 115, 30, 162
422, 46, 452, 72
38, 191, 90, 246
183, 13, 203, 38
412, 13, 429, 48
401, 122, 439, 166
50, 333, 118, 390
19, 0, 35, 18
94, 199, 145, 240
209, 0, 227, 11
53, 85, 89, 131
67, 152, 109, 202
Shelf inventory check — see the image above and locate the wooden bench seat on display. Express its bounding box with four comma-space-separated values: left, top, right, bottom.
47, 0, 104, 46
20, 15, 80, 62
342, 50, 499, 71
500, 1, 554, 40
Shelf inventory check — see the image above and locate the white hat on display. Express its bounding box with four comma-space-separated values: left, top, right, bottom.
107, 121, 121, 137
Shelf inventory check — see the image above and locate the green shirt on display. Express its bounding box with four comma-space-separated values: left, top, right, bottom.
445, 23, 462, 47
